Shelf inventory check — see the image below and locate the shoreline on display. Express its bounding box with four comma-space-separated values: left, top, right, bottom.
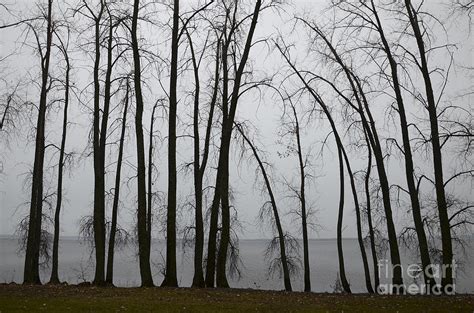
0, 284, 473, 312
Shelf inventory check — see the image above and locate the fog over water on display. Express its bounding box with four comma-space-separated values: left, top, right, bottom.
1, 236, 473, 293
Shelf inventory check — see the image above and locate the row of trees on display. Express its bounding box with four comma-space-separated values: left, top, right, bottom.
1, 0, 472, 293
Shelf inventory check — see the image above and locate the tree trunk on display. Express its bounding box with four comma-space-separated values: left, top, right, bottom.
97, 9, 116, 285
186, 29, 220, 288
161, 0, 179, 288
205, 171, 221, 287
49, 40, 70, 285
364, 130, 380, 293
405, 0, 453, 291
132, 0, 154, 287
368, 0, 434, 292
215, 0, 262, 288
216, 130, 231, 288
336, 145, 351, 293
147, 103, 157, 249
206, 11, 232, 288
24, 0, 53, 285
278, 49, 373, 293
353, 76, 404, 292
236, 124, 292, 291
147, 102, 158, 243
105, 81, 129, 285
92, 3, 106, 286
301, 23, 404, 290
341, 141, 374, 294
290, 104, 311, 292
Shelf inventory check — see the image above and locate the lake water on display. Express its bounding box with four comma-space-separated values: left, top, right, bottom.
1, 237, 473, 293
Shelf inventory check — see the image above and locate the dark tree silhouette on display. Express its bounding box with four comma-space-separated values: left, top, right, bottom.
147, 102, 158, 255
293, 17, 404, 291
363, 130, 380, 292
184, 24, 221, 287
78, 0, 107, 285
336, 144, 351, 293
284, 101, 311, 292
49, 24, 72, 285
404, 0, 453, 290
24, 0, 54, 285
131, 0, 154, 287
236, 123, 293, 292
106, 80, 130, 285
276, 43, 374, 293
161, 0, 180, 288
205, 0, 263, 288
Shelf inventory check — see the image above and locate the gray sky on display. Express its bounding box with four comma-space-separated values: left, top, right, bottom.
0, 0, 472, 241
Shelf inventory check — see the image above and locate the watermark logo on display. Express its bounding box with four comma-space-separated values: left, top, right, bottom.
377, 259, 457, 295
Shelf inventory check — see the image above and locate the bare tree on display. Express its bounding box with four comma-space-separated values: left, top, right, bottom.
147, 101, 159, 255
161, 0, 180, 288
333, 0, 436, 291
161, 0, 215, 288
206, 0, 263, 288
184, 23, 221, 287
363, 130, 380, 292
279, 100, 312, 292
336, 144, 351, 293
76, 0, 108, 285
131, 0, 154, 287
292, 16, 404, 291
24, 0, 54, 285
276, 42, 374, 293
236, 122, 294, 291
49, 22, 72, 285
404, 0, 454, 290
105, 79, 130, 285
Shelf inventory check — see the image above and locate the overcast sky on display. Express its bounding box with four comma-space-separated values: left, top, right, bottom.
0, 0, 472, 241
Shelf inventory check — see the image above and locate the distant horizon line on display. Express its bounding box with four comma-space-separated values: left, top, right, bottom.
0, 234, 357, 241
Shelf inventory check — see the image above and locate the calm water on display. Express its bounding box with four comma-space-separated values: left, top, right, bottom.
1, 237, 473, 293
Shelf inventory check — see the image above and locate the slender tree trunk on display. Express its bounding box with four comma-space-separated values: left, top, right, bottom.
367, 0, 434, 292
49, 44, 70, 285
301, 24, 404, 290
405, 0, 453, 291
236, 124, 292, 291
278, 49, 374, 293
215, 0, 262, 288
290, 105, 311, 292
24, 0, 53, 285
193, 44, 220, 289
186, 30, 220, 288
96, 10, 116, 286
206, 12, 232, 288
354, 78, 404, 292
205, 171, 221, 287
131, 0, 153, 287
189, 29, 202, 287
161, 0, 179, 288
147, 103, 157, 248
364, 130, 379, 293
92, 3, 106, 285
216, 131, 231, 288
192, 167, 205, 288
336, 145, 351, 293
341, 144, 374, 294
106, 82, 129, 285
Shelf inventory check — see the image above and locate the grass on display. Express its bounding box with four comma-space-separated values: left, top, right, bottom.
0, 284, 473, 312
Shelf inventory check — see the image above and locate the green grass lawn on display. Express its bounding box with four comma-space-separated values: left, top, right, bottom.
0, 284, 472, 312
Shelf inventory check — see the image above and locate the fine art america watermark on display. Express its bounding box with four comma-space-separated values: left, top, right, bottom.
377, 259, 457, 295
